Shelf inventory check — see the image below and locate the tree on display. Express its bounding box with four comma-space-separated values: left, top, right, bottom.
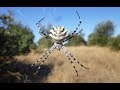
0, 10, 38, 83
0, 10, 36, 56
88, 20, 115, 46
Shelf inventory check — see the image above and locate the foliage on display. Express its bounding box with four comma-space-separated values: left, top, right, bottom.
0, 10, 36, 56
88, 20, 115, 46
0, 10, 37, 83
107, 35, 120, 51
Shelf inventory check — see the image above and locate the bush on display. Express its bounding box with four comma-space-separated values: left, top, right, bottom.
88, 20, 115, 46
108, 35, 120, 51
0, 10, 36, 56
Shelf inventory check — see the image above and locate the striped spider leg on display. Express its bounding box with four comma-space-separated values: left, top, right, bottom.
63, 29, 83, 43
61, 46, 89, 77
63, 11, 82, 43
36, 17, 50, 39
31, 44, 56, 75
24, 44, 56, 80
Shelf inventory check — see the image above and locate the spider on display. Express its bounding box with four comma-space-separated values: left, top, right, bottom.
29, 11, 89, 77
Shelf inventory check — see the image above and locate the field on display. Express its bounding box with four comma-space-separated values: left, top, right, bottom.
15, 46, 120, 83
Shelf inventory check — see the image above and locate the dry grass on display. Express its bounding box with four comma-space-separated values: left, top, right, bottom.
16, 46, 120, 83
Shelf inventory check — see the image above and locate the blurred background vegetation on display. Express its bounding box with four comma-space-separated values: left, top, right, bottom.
0, 10, 120, 83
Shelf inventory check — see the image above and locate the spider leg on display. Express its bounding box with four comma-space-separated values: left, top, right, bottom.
61, 46, 79, 77
63, 29, 83, 43
31, 44, 56, 66
26, 45, 55, 74
36, 17, 50, 39
30, 44, 56, 75
62, 11, 83, 43
70, 11, 82, 35
70, 11, 82, 36
24, 45, 56, 78
63, 46, 89, 69
70, 52, 89, 69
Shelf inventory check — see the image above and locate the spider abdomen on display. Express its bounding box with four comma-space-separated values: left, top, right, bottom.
49, 26, 67, 43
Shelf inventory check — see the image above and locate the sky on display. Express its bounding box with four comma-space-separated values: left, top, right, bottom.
0, 7, 120, 43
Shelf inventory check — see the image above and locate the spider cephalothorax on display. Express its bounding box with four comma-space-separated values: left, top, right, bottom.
26, 11, 89, 78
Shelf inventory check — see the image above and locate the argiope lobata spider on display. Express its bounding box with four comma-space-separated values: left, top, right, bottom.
27, 11, 89, 78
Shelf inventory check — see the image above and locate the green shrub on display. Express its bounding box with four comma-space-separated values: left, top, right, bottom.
108, 35, 120, 51
88, 20, 115, 46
